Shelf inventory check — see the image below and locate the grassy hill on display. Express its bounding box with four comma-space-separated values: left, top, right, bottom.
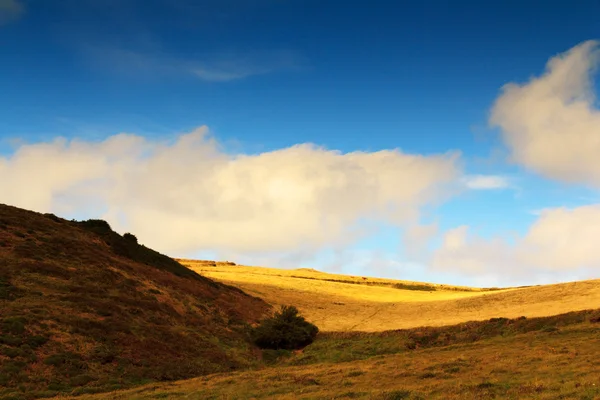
4, 205, 600, 400
0, 204, 270, 399
65, 309, 600, 399
182, 261, 600, 331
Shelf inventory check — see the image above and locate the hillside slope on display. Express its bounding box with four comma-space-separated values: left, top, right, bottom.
0, 204, 270, 399
66, 309, 600, 399
183, 262, 600, 331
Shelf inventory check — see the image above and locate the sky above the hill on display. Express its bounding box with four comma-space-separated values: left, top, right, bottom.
1, 0, 600, 287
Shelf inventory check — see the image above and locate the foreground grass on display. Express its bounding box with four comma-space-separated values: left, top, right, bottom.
64, 312, 600, 399
183, 261, 600, 332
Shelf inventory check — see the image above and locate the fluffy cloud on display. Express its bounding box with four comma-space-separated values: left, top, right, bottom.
455, 40, 600, 283
0, 0, 24, 25
490, 40, 600, 186
432, 226, 514, 274
0, 127, 460, 256
402, 222, 438, 260
519, 205, 600, 270
432, 205, 600, 282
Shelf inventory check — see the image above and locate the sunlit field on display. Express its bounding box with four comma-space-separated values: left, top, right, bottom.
181, 260, 600, 332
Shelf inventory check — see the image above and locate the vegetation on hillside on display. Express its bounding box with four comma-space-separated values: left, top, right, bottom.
252, 305, 318, 350
0, 204, 270, 399
286, 308, 600, 366
64, 308, 600, 399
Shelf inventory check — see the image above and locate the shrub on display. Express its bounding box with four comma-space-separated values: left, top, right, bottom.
79, 219, 112, 231
123, 233, 138, 244
252, 305, 318, 350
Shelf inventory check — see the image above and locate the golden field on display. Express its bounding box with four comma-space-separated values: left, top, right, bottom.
180, 260, 600, 332
57, 259, 600, 400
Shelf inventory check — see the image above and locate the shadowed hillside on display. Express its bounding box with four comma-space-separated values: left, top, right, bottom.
0, 204, 270, 399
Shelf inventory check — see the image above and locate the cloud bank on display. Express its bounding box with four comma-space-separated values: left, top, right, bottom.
491, 40, 600, 186
0, 127, 460, 256
432, 205, 600, 281
431, 41, 600, 283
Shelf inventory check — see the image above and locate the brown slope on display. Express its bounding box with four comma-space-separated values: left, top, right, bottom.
0, 204, 270, 399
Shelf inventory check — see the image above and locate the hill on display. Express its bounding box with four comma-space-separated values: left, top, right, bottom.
48, 257, 600, 399
182, 261, 600, 331
65, 309, 600, 399
0, 204, 270, 399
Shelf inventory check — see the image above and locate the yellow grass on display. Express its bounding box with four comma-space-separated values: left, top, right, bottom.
65, 260, 600, 399
181, 261, 600, 332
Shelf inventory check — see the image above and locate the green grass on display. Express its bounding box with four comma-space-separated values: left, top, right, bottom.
285, 308, 600, 366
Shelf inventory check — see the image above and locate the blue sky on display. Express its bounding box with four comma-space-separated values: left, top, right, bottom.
1, 0, 600, 286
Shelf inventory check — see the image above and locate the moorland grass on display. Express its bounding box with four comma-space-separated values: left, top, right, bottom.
62, 310, 600, 399
0, 204, 270, 399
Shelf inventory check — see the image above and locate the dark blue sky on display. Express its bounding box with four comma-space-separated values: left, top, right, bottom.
1, 0, 599, 285
2, 0, 598, 153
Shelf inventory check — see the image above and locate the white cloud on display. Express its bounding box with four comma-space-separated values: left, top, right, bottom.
432, 226, 513, 274
463, 174, 510, 190
0, 0, 24, 25
490, 40, 600, 186
402, 222, 438, 260
519, 205, 600, 270
432, 204, 600, 283
0, 127, 461, 256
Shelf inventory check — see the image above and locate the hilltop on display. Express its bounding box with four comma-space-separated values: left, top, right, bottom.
0, 204, 270, 399
183, 261, 600, 331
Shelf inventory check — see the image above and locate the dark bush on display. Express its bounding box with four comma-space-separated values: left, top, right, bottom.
123, 233, 138, 244
252, 305, 318, 350
78, 219, 112, 232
